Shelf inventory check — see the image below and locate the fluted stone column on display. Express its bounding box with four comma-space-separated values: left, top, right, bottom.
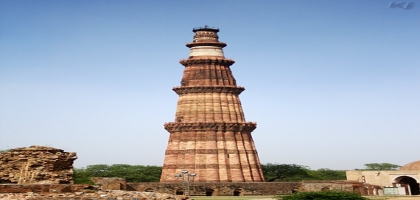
160, 27, 265, 182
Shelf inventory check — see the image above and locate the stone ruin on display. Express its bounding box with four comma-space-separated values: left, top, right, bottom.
0, 146, 187, 199
0, 145, 77, 184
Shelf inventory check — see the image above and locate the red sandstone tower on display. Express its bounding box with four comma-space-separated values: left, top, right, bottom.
160, 26, 265, 182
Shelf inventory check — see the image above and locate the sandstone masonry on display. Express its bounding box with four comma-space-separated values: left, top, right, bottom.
0, 146, 77, 184
160, 26, 265, 182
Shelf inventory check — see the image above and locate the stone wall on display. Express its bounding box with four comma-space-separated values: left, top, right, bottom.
127, 182, 314, 196
0, 184, 183, 200
0, 184, 90, 193
301, 180, 354, 192
0, 146, 77, 184
0, 180, 380, 197
91, 177, 127, 190
124, 181, 378, 196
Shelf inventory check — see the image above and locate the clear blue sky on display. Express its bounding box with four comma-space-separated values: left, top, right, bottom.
1, 0, 419, 170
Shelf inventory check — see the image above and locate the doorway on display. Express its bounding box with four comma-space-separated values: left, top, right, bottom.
206, 189, 214, 196
395, 176, 420, 195
233, 189, 242, 196
176, 189, 184, 195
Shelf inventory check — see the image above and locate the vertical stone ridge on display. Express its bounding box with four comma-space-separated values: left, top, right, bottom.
160, 27, 265, 182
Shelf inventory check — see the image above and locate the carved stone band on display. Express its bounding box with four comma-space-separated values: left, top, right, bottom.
186, 42, 227, 48
164, 122, 256, 132
180, 58, 234, 66
163, 164, 254, 169
173, 86, 244, 95
165, 149, 257, 155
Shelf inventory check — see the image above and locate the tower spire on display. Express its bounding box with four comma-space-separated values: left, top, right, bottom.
160, 27, 264, 182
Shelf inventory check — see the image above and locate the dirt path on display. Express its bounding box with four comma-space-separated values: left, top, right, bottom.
372, 197, 420, 200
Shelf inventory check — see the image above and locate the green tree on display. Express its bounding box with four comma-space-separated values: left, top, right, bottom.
262, 163, 311, 182
309, 168, 346, 180
361, 163, 400, 170
73, 164, 162, 183
84, 164, 112, 177
262, 164, 347, 182
73, 168, 94, 184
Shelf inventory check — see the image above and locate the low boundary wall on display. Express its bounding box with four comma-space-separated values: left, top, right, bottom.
125, 181, 381, 196
128, 182, 301, 196
0, 180, 381, 196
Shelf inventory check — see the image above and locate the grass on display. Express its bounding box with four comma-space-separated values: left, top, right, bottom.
367, 197, 420, 200
190, 196, 419, 200
191, 196, 276, 200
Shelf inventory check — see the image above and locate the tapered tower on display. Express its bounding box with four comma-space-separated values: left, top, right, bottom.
160, 26, 264, 182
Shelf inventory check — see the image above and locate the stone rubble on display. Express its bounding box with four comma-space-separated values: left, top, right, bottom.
0, 146, 77, 184
0, 190, 188, 200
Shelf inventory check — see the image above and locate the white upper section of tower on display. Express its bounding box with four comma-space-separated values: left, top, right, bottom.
189, 46, 224, 57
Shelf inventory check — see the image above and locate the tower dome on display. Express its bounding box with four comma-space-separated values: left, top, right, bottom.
400, 160, 420, 170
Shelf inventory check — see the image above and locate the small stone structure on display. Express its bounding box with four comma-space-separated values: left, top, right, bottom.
0, 146, 77, 184
346, 160, 420, 195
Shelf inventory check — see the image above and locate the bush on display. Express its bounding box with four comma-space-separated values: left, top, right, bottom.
73, 168, 94, 184
280, 191, 368, 200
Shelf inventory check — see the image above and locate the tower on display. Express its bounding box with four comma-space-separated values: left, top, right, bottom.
160, 26, 264, 182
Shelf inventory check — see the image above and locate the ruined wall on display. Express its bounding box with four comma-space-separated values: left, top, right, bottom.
0, 180, 379, 197
128, 182, 302, 196
0, 146, 77, 184
300, 180, 354, 192
0, 184, 89, 193
127, 181, 380, 196
0, 184, 182, 200
91, 177, 127, 190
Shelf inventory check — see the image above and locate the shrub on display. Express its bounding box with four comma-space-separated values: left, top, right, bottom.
280, 191, 368, 200
73, 168, 94, 184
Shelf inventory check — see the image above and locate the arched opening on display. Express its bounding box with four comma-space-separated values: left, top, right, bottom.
353, 187, 361, 195
395, 176, 420, 195
363, 187, 368, 196
145, 188, 154, 192
206, 189, 214, 196
233, 189, 242, 196
176, 189, 184, 195
321, 187, 330, 192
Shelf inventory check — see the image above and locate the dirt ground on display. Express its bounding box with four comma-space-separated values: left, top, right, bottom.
369, 197, 420, 200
